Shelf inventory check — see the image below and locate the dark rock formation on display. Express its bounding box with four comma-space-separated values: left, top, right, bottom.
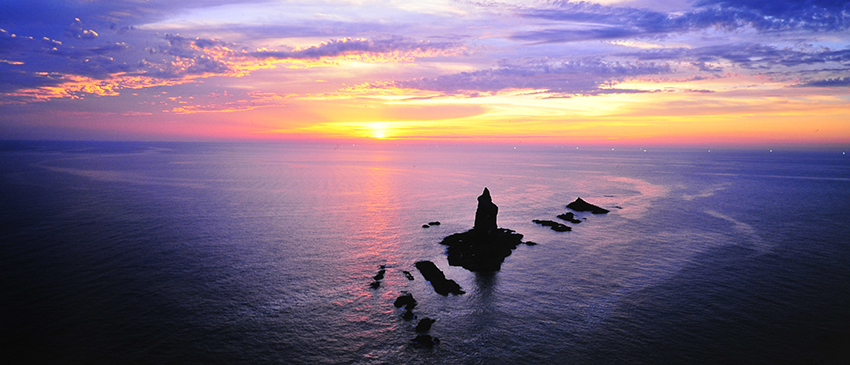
422, 224, 430, 228
402, 310, 416, 321
566, 197, 609, 214
557, 212, 581, 223
524, 241, 538, 246
474, 188, 498, 233
402, 270, 414, 280
394, 292, 418, 310
370, 265, 386, 288
416, 317, 435, 332
428, 221, 441, 226
440, 228, 525, 272
533, 219, 571, 232
411, 334, 440, 347
414, 260, 464, 295
439, 188, 526, 272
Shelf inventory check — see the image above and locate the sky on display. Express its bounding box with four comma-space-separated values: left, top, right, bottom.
1, 0, 849, 146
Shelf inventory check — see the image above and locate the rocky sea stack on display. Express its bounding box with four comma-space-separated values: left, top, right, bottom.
566, 197, 610, 214
439, 188, 526, 272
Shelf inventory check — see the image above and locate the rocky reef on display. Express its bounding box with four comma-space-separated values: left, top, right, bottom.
439, 188, 527, 272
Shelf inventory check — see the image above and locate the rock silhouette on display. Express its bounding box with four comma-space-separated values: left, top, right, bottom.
422, 221, 441, 228
416, 317, 435, 332
566, 197, 609, 214
474, 188, 498, 233
532, 219, 571, 232
439, 188, 526, 272
411, 334, 439, 347
370, 265, 386, 289
557, 212, 582, 223
394, 292, 418, 310
402, 270, 414, 280
415, 260, 464, 295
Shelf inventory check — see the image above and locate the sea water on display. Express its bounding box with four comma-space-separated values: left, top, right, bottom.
1, 141, 849, 364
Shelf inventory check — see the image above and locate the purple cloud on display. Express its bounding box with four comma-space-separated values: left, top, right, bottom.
392, 57, 670, 96
249, 36, 463, 60
512, 0, 850, 44
64, 18, 98, 40
796, 77, 850, 87
620, 43, 850, 71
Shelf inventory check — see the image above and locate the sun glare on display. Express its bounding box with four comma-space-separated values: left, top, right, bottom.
369, 122, 391, 139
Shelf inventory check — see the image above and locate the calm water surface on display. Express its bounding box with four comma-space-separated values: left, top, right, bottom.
1, 141, 849, 364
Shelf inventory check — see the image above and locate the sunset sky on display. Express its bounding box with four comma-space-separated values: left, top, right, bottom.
1, 0, 849, 146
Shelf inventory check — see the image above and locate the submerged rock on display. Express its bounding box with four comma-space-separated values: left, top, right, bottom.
402, 270, 415, 280
439, 188, 527, 272
428, 221, 441, 226
411, 334, 440, 348
414, 260, 464, 295
566, 197, 609, 214
532, 219, 571, 232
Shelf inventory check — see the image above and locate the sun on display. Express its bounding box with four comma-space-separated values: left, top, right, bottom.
368, 122, 391, 139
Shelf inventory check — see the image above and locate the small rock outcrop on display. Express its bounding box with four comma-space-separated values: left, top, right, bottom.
422, 221, 441, 228
416, 317, 435, 332
557, 212, 581, 223
411, 334, 440, 347
370, 265, 386, 289
415, 260, 464, 295
402, 270, 414, 280
439, 188, 527, 272
394, 292, 418, 310
532, 219, 571, 232
402, 310, 416, 321
566, 197, 609, 214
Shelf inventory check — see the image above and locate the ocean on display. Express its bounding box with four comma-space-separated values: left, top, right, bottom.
1, 141, 849, 364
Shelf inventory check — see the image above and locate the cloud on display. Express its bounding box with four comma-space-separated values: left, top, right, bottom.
795, 77, 850, 87
511, 0, 850, 44
619, 43, 850, 73
0, 0, 271, 31
249, 36, 464, 60
390, 57, 671, 96
694, 0, 850, 32
510, 26, 643, 44
65, 18, 98, 40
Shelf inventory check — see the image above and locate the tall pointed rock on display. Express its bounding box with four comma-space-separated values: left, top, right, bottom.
473, 187, 498, 233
